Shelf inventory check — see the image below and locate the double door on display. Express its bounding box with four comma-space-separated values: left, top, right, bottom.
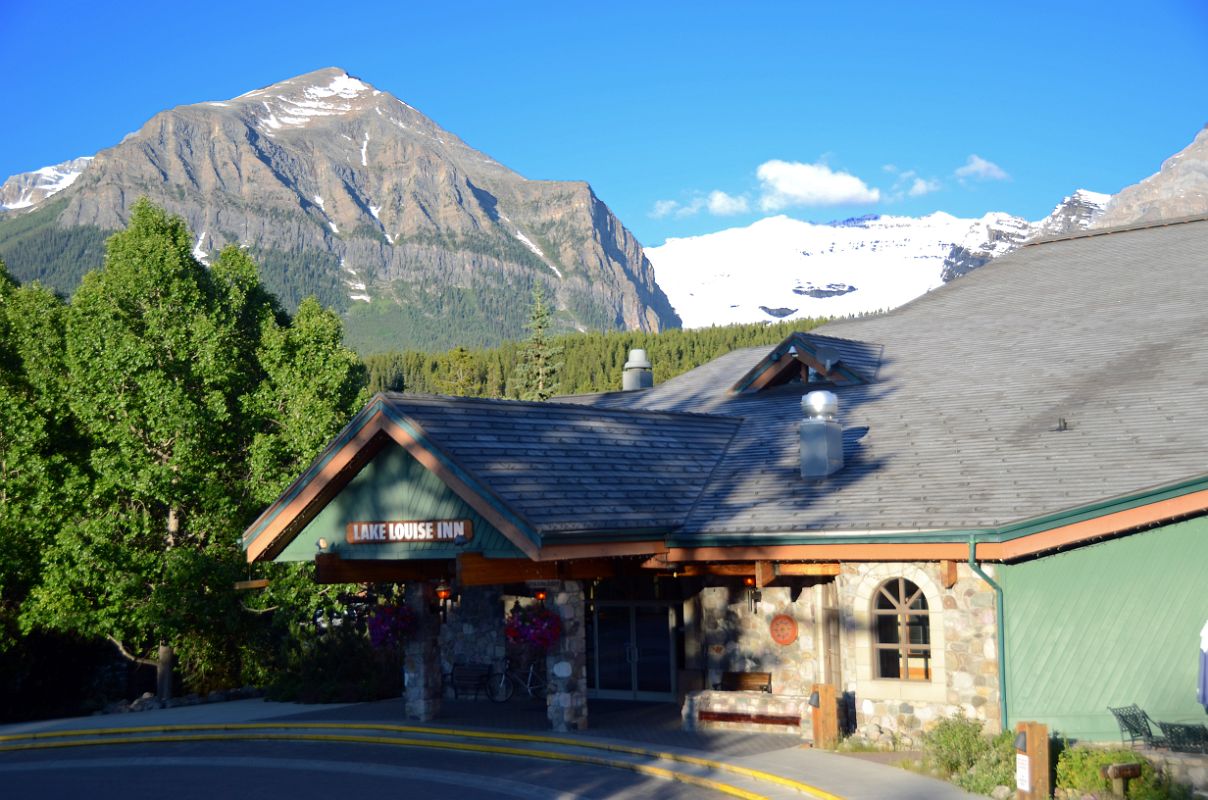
587, 602, 676, 701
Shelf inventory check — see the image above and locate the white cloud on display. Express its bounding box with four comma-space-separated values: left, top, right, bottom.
955, 154, 1009, 181
650, 199, 680, 218
707, 190, 749, 215
651, 190, 750, 218
756, 159, 880, 210
908, 177, 942, 197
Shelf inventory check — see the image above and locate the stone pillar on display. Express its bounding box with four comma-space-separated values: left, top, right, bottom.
404, 582, 442, 721
543, 580, 588, 731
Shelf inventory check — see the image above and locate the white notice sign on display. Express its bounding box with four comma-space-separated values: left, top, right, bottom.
1015, 753, 1030, 791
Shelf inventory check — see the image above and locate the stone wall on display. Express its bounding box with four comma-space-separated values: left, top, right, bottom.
540, 580, 588, 732
698, 584, 820, 696
438, 585, 505, 693
837, 561, 1000, 746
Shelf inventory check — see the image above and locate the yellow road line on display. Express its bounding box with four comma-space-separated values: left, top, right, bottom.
0, 722, 842, 800
0, 732, 765, 800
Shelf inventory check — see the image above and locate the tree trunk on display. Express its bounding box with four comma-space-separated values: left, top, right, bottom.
157, 642, 174, 701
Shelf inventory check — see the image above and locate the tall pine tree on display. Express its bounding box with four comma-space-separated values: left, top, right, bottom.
512, 286, 563, 401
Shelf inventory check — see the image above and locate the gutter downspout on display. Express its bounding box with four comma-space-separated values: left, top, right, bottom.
968, 536, 1008, 730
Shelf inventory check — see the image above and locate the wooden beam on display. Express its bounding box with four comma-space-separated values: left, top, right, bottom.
233, 578, 270, 591
457, 553, 615, 587
776, 562, 842, 577
755, 560, 776, 588
314, 553, 451, 584
668, 543, 973, 562
537, 540, 666, 562
940, 560, 958, 589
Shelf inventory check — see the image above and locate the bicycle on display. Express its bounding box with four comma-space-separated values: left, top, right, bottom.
487, 657, 547, 702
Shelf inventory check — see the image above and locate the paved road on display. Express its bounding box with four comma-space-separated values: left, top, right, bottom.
0, 740, 713, 800
0, 698, 981, 799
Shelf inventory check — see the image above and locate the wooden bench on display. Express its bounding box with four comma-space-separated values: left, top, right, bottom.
447, 663, 493, 699
713, 671, 772, 693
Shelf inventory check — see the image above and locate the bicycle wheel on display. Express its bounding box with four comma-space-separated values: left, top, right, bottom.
487, 670, 513, 702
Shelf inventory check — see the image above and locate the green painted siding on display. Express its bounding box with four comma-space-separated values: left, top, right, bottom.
275, 443, 523, 562
1000, 516, 1208, 741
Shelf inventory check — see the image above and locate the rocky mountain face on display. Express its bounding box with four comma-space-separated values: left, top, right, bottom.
0, 68, 679, 352
1092, 126, 1208, 229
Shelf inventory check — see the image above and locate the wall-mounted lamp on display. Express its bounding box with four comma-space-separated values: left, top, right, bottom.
434, 581, 455, 621
808, 690, 820, 708
534, 589, 548, 605
1014, 730, 1027, 752
743, 576, 762, 613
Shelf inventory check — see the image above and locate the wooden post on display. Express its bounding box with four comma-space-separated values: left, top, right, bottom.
1015, 721, 1050, 800
810, 683, 838, 749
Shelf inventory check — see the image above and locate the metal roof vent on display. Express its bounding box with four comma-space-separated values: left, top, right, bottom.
622, 348, 653, 391
800, 390, 843, 479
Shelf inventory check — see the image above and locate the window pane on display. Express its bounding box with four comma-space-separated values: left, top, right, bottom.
878, 649, 901, 679
875, 587, 897, 609
906, 651, 931, 680
875, 614, 900, 644
907, 614, 930, 645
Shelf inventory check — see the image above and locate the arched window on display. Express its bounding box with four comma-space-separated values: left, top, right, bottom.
873, 578, 931, 680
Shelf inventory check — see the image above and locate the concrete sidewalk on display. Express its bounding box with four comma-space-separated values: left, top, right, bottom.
0, 698, 980, 800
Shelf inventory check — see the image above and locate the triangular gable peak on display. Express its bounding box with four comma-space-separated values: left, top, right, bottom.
242, 395, 542, 563
730, 332, 879, 393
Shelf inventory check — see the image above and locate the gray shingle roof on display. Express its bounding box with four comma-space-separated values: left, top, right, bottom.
382, 394, 739, 537
564, 217, 1208, 538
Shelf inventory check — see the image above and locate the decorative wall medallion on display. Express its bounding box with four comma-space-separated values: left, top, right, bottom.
770, 613, 798, 646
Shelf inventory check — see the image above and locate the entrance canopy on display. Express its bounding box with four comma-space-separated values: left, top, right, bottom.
242, 393, 740, 578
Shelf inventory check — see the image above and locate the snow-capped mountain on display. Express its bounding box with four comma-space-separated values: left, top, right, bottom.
0, 157, 93, 210
647, 192, 1110, 329
0, 68, 678, 353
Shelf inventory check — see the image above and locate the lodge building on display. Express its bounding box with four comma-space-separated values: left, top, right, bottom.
244, 215, 1208, 743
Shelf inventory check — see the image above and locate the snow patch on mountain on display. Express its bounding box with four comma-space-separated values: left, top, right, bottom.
647, 194, 1110, 329
0, 157, 93, 210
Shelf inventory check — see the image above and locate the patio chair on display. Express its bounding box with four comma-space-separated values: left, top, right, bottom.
1107, 704, 1167, 748
1155, 721, 1208, 754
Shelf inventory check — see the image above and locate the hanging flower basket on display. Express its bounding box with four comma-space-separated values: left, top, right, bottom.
505, 604, 562, 651
367, 603, 417, 649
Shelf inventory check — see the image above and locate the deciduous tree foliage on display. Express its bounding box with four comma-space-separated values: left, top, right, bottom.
0, 262, 87, 652
16, 200, 366, 691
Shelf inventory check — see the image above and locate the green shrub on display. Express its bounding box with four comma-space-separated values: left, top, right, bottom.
266, 621, 403, 704
922, 713, 1014, 797
1056, 746, 1192, 800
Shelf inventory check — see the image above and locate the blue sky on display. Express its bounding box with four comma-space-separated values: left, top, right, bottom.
2, 1, 1206, 246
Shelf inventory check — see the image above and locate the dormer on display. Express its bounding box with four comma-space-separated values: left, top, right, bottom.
730, 332, 881, 393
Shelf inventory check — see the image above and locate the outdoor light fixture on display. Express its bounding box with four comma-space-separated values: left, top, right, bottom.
808, 690, 820, 708
743, 576, 762, 613
534, 589, 548, 605
316, 538, 330, 553
434, 581, 454, 622
1014, 730, 1027, 751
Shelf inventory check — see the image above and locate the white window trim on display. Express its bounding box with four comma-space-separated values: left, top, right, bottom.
850, 565, 948, 703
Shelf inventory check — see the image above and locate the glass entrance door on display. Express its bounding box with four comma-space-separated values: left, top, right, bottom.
587, 602, 676, 701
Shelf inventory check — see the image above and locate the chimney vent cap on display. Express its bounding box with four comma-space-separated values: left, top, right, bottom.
802, 390, 838, 420
624, 349, 652, 370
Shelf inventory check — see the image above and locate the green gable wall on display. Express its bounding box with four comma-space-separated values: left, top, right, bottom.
274, 443, 523, 562
999, 516, 1208, 741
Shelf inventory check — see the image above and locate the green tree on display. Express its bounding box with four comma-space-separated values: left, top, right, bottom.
0, 264, 88, 652
246, 296, 368, 506
23, 200, 264, 695
512, 286, 564, 401
435, 346, 480, 396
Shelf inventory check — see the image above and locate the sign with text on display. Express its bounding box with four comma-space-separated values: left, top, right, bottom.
346, 519, 474, 545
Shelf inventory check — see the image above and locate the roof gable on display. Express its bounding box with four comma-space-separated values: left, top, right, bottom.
730, 332, 882, 393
